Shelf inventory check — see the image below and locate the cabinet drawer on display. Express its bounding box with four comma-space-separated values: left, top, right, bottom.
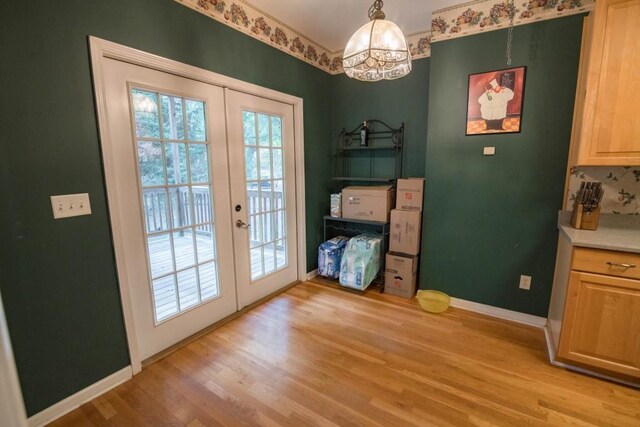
572, 248, 640, 280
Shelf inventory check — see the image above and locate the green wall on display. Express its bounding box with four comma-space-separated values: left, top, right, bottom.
0, 0, 332, 415
0, 0, 584, 416
420, 16, 584, 316
331, 59, 430, 178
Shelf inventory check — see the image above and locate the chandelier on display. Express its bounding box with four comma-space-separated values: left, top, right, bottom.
342, 0, 412, 81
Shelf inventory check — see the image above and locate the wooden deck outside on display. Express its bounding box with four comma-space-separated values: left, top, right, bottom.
52, 281, 640, 426
149, 234, 286, 321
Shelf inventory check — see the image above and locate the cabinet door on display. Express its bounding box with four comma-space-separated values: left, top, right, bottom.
577, 0, 640, 165
558, 271, 640, 378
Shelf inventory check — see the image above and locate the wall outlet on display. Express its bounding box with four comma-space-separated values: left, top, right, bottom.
519, 275, 532, 290
50, 193, 92, 219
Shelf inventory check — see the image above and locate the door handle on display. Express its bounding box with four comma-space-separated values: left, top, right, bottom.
236, 219, 250, 229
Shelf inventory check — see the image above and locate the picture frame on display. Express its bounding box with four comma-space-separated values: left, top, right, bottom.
465, 66, 527, 136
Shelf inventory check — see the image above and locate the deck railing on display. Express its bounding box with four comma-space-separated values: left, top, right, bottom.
142, 187, 282, 242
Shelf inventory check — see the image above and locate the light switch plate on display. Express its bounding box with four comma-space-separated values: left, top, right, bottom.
50, 193, 92, 219
483, 146, 496, 156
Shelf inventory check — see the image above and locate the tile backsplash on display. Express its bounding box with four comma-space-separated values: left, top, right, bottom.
567, 167, 640, 215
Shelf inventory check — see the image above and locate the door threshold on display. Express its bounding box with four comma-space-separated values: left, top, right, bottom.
141, 280, 301, 368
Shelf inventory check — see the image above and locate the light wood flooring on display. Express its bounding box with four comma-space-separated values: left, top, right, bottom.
52, 281, 640, 426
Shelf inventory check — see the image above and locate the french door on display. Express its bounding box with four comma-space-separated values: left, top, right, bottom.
102, 58, 237, 361
227, 91, 298, 309
100, 58, 299, 362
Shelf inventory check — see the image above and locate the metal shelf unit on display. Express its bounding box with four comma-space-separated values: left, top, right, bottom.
323, 120, 404, 291
332, 119, 404, 193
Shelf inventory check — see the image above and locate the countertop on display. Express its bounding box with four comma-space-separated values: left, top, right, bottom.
558, 211, 640, 254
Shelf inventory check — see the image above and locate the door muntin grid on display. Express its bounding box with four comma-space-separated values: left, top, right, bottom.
243, 110, 288, 281
130, 88, 221, 324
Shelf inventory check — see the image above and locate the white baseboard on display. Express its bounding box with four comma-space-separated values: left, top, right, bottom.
450, 297, 547, 328
305, 269, 318, 281
28, 366, 132, 427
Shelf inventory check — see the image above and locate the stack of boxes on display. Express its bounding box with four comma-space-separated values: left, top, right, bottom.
385, 178, 424, 298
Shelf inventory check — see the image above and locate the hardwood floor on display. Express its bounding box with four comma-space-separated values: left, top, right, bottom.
51, 281, 640, 426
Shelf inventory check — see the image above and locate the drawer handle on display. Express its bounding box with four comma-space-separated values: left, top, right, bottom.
606, 261, 636, 270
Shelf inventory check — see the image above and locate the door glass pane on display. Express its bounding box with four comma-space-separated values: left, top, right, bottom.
165, 143, 188, 184
260, 180, 272, 212
276, 239, 287, 268
192, 186, 213, 224
199, 262, 219, 301
169, 187, 192, 228
137, 141, 165, 186
258, 114, 270, 146
195, 225, 215, 262
132, 89, 221, 324
142, 189, 169, 233
242, 109, 288, 281
189, 144, 209, 183
259, 148, 271, 180
273, 180, 285, 210
272, 149, 283, 179
161, 95, 184, 140
173, 229, 195, 271
186, 99, 206, 141
153, 275, 178, 322
148, 233, 173, 277
177, 268, 199, 310
251, 246, 264, 280
243, 111, 256, 146
245, 147, 257, 180
249, 214, 261, 248
132, 89, 160, 138
263, 242, 276, 275
271, 116, 282, 147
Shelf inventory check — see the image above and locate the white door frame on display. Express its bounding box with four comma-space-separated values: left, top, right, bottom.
0, 290, 28, 427
89, 36, 307, 373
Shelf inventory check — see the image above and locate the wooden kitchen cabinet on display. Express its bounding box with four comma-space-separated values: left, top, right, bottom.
571, 0, 640, 166
557, 248, 640, 379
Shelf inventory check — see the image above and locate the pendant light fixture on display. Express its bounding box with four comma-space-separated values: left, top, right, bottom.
342, 0, 412, 81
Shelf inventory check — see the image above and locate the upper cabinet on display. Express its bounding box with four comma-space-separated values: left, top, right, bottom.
571, 0, 640, 166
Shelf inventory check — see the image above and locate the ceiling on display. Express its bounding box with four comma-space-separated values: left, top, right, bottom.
245, 0, 463, 52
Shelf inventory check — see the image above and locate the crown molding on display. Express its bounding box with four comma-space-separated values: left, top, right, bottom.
176, 0, 594, 76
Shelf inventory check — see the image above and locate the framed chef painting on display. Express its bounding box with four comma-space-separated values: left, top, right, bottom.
466, 66, 526, 135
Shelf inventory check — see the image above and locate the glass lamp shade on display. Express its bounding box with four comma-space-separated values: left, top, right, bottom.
343, 19, 412, 81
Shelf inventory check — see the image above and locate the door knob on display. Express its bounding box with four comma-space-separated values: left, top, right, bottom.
236, 219, 250, 229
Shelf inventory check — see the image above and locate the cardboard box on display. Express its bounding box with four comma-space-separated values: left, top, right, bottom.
384, 253, 418, 298
396, 178, 425, 211
389, 209, 422, 256
341, 186, 393, 222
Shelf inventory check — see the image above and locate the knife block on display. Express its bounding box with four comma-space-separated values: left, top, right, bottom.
570, 204, 601, 230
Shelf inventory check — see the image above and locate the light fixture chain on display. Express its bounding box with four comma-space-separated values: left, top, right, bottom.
505, 0, 515, 66
506, 27, 513, 65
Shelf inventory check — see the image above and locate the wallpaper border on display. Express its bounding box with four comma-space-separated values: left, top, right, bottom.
176, 0, 595, 75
